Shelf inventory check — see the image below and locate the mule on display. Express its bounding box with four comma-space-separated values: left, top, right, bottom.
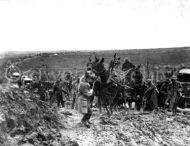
123, 64, 147, 111
90, 54, 126, 116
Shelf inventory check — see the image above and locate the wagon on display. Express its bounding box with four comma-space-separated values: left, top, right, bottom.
177, 68, 190, 108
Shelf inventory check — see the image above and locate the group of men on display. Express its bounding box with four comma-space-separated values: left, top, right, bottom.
158, 76, 182, 112
13, 72, 73, 108
121, 57, 183, 113
75, 57, 185, 128
10, 57, 184, 129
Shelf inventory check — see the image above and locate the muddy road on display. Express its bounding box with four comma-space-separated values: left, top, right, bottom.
58, 108, 190, 146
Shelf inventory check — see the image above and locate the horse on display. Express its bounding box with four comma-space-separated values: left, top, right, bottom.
90, 54, 126, 116
123, 64, 147, 111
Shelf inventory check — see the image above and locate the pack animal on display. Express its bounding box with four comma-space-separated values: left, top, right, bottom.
90, 54, 126, 116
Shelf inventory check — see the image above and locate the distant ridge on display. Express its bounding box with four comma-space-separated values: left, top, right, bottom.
1, 47, 190, 71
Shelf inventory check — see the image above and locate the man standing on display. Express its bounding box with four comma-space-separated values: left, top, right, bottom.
78, 69, 94, 128
78, 81, 93, 128
37, 81, 46, 101
122, 57, 135, 71
167, 76, 182, 113
160, 78, 171, 109
144, 79, 159, 111
53, 80, 66, 108
80, 67, 95, 107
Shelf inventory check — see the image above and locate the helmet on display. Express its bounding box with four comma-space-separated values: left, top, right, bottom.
124, 57, 130, 62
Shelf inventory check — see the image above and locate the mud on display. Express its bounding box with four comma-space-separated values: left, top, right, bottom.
1, 85, 190, 146
60, 108, 190, 146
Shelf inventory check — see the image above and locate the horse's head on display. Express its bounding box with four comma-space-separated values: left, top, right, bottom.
113, 53, 121, 66
131, 64, 143, 84
86, 57, 93, 68
133, 64, 142, 76
90, 56, 106, 76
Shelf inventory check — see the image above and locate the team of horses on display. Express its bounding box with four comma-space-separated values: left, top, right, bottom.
84, 53, 148, 116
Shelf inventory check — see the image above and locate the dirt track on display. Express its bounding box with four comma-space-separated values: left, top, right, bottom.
59, 108, 190, 146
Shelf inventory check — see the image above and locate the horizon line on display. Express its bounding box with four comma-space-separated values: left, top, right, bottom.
1, 46, 190, 54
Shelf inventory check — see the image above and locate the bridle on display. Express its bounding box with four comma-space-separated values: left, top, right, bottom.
92, 67, 106, 77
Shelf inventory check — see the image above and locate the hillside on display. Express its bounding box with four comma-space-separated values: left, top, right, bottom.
1, 47, 190, 72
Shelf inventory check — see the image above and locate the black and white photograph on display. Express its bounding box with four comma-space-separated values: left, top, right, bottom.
0, 0, 190, 145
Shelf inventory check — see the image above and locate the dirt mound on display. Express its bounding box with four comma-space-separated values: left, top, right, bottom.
0, 85, 64, 146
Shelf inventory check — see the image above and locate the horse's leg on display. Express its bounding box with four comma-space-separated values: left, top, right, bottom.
113, 98, 118, 112
105, 106, 110, 117
110, 103, 115, 115
91, 95, 94, 108
110, 105, 113, 116
128, 100, 131, 109
122, 89, 127, 110
98, 96, 102, 114
71, 92, 76, 109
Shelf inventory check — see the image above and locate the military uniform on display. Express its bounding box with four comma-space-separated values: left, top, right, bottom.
160, 79, 171, 108
122, 59, 135, 71
144, 80, 158, 110
53, 81, 65, 107
78, 78, 93, 127
167, 78, 182, 112
36, 81, 46, 101
78, 82, 92, 113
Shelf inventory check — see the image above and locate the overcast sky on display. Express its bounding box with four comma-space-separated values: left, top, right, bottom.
0, 0, 189, 53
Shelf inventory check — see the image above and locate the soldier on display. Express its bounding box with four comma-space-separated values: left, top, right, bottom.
48, 82, 55, 107
78, 68, 94, 127
160, 78, 171, 109
166, 76, 182, 113
37, 81, 46, 101
71, 78, 80, 109
78, 81, 93, 128
144, 79, 159, 111
64, 72, 73, 92
53, 79, 67, 108
30, 80, 46, 101
122, 57, 135, 71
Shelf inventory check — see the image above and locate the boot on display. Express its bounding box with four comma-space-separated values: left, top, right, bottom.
86, 114, 92, 124
84, 121, 90, 128
61, 101, 65, 107
81, 114, 86, 124
81, 114, 90, 128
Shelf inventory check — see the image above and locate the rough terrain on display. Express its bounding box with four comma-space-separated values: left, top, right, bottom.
59, 108, 190, 146
1, 84, 190, 146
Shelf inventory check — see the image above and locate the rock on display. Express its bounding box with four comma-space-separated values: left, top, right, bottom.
25, 132, 38, 144
61, 111, 73, 116
66, 140, 79, 146
0, 112, 5, 124
20, 143, 34, 146
56, 132, 62, 138
50, 141, 60, 146
7, 115, 18, 129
